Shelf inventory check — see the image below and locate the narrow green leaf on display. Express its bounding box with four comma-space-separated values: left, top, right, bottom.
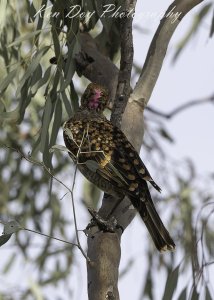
43, 131, 52, 168
83, 180, 101, 208
18, 79, 32, 123
162, 264, 180, 300
0, 220, 21, 247
173, 3, 212, 62
8, 30, 43, 47
143, 268, 153, 299
73, 38, 81, 57
82, 1, 98, 30
16, 46, 50, 97
31, 64, 43, 87
35, 0, 48, 47
0, 69, 17, 94
3, 253, 17, 273
191, 287, 199, 300
0, 99, 6, 113
3, 220, 21, 234
29, 280, 44, 300
36, 65, 52, 91
0, 234, 12, 247
40, 95, 53, 152
0, 105, 20, 122
206, 286, 213, 300
94, 2, 112, 33
0, 0, 7, 31
61, 90, 73, 117
209, 8, 214, 37
49, 97, 62, 147
178, 287, 187, 300
51, 26, 61, 60
49, 145, 69, 153
70, 80, 79, 112
59, 42, 76, 91
159, 128, 174, 143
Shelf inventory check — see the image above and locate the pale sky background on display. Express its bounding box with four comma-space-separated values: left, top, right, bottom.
0, 1, 214, 300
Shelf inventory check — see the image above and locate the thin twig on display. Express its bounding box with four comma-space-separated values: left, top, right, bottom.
1, 143, 90, 261
69, 165, 89, 260
23, 228, 78, 247
146, 95, 214, 119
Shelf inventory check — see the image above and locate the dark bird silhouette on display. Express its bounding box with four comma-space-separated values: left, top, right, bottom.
63, 83, 175, 252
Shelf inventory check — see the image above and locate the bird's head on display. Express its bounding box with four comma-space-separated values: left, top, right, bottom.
80, 83, 109, 113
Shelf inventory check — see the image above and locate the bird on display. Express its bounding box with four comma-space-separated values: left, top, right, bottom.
63, 82, 175, 252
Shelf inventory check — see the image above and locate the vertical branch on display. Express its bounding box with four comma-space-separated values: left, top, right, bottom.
87, 1, 137, 300
111, 0, 137, 128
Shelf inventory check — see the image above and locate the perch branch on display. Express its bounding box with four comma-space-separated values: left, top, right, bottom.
146, 94, 214, 119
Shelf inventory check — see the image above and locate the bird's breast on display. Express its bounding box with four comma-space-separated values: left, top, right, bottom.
63, 118, 115, 163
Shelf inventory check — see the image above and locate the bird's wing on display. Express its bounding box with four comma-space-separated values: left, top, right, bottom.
112, 126, 161, 192
80, 120, 161, 194
63, 117, 161, 193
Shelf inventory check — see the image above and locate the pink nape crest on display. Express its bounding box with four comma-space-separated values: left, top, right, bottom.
88, 89, 102, 109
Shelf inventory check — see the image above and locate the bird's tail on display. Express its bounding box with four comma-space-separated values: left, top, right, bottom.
130, 189, 175, 252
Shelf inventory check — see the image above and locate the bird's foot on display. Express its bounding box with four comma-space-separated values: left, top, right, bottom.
86, 208, 123, 233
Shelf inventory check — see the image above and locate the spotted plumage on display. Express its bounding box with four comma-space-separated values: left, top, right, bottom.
63, 83, 175, 252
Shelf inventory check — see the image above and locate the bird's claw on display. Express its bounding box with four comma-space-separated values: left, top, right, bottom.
86, 208, 123, 233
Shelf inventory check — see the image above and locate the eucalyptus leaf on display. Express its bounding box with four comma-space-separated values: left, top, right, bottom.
40, 95, 53, 152
0, 99, 6, 113
178, 287, 187, 300
0, 106, 20, 122
51, 25, 61, 59
31, 64, 43, 87
191, 287, 199, 300
82, 180, 101, 208
0, 220, 21, 247
162, 264, 180, 300
3, 253, 17, 274
0, 69, 17, 93
95, 1, 112, 33
49, 145, 69, 153
49, 97, 62, 148
7, 29, 43, 47
16, 46, 50, 97
206, 286, 213, 300
70, 80, 79, 112
3, 220, 21, 234
173, 3, 212, 62
0, 234, 12, 247
61, 90, 73, 117
0, 0, 7, 31
210, 8, 214, 37
59, 42, 76, 91
27, 2, 37, 22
